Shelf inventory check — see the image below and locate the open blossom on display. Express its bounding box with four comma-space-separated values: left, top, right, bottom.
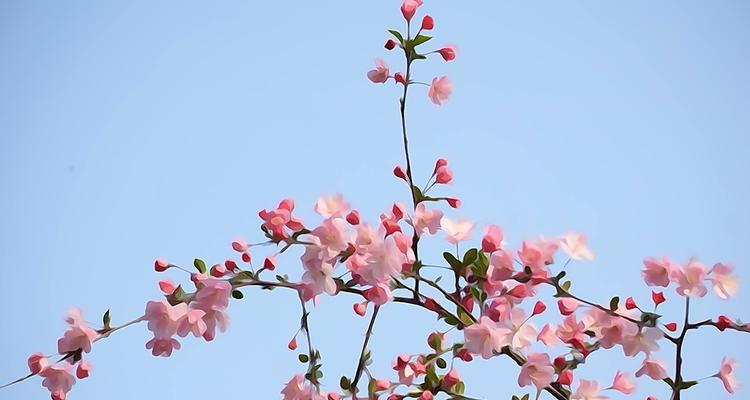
428, 76, 452, 105
671, 259, 708, 297
39, 363, 75, 400
367, 59, 390, 83
259, 199, 304, 239
518, 353, 555, 390
411, 203, 443, 236
393, 355, 417, 385
556, 314, 586, 344
559, 232, 594, 261
621, 327, 663, 356
481, 224, 504, 253
364, 283, 393, 305
57, 308, 98, 354
314, 194, 350, 218
518, 238, 558, 275
28, 353, 50, 374
710, 263, 739, 300
463, 316, 508, 359
282, 374, 313, 400
441, 217, 474, 244
190, 279, 232, 341
611, 371, 635, 394
537, 324, 559, 346
572, 380, 608, 400
177, 309, 208, 338
715, 357, 738, 394
635, 358, 668, 380
145, 300, 187, 338
505, 308, 537, 350
641, 257, 673, 287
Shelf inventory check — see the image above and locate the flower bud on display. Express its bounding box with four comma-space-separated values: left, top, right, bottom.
346, 210, 361, 225
664, 322, 677, 332
421, 15, 434, 30
154, 258, 170, 272
437, 46, 456, 61
354, 301, 368, 316
385, 39, 397, 50
625, 296, 637, 310
651, 290, 665, 306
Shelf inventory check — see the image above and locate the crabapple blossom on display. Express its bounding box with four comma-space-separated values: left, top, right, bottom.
611, 371, 635, 394
481, 224, 503, 253
75, 361, 91, 380
411, 203, 443, 236
27, 353, 49, 374
715, 357, 738, 394
39, 363, 75, 400
400, 0, 422, 21
671, 258, 709, 297
635, 358, 669, 380
518, 353, 555, 390
421, 15, 434, 30
367, 59, 390, 84
571, 379, 608, 400
641, 257, 673, 287
434, 165, 452, 184
427, 76, 452, 105
440, 217, 473, 244
710, 263, 739, 299
57, 308, 98, 355
463, 316, 507, 359
559, 232, 594, 261
437, 46, 456, 61
314, 194, 350, 218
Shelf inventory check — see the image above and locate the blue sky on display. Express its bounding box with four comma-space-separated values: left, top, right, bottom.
1, 1, 748, 399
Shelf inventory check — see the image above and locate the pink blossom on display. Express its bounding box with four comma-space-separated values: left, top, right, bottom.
571, 379, 608, 400
556, 314, 586, 345
442, 368, 461, 389
158, 279, 176, 295
393, 354, 417, 385
463, 316, 508, 359
610, 371, 635, 394
312, 217, 350, 254
259, 199, 304, 239
437, 46, 457, 61
710, 263, 739, 300
364, 283, 393, 305
400, 0, 422, 22
518, 238, 558, 276
671, 259, 708, 297
57, 308, 98, 354
518, 353, 555, 390
621, 327, 663, 356
641, 257, 673, 287
177, 309, 208, 338
506, 308, 537, 350
440, 217, 474, 244
481, 224, 504, 253
412, 203, 443, 236
75, 360, 91, 379
435, 165, 453, 184
145, 300, 187, 339
537, 324, 559, 346
635, 358, 668, 380
428, 76, 453, 105
715, 357, 738, 394
39, 362, 75, 400
282, 374, 311, 400
486, 297, 513, 322
557, 298, 580, 316
27, 352, 49, 374
314, 194, 350, 218
559, 232, 594, 261
367, 59, 390, 84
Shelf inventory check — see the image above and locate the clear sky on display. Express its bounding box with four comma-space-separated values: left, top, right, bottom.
1, 1, 749, 399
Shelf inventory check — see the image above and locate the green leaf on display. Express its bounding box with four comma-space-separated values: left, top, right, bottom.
679, 380, 699, 390
436, 358, 447, 369
412, 185, 425, 203
462, 248, 478, 266
298, 354, 309, 363
521, 394, 530, 400
411, 34, 432, 47
339, 376, 351, 391
231, 290, 244, 299
663, 377, 675, 388
193, 258, 207, 274
609, 296, 620, 311
561, 280, 572, 291
102, 309, 111, 329
512, 396, 520, 400
443, 252, 462, 269
453, 381, 465, 395
388, 29, 404, 44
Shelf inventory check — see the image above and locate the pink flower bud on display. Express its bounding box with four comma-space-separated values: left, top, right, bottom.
158, 279, 176, 295
423, 297, 442, 313
375, 379, 390, 390
435, 166, 453, 184
346, 210, 361, 225
154, 259, 170, 272
651, 290, 665, 306
557, 369, 573, 385
224, 259, 239, 272
532, 300, 546, 316
393, 166, 407, 180
394, 72, 406, 84
354, 302, 368, 316
264, 256, 276, 271
328, 394, 341, 400
557, 298, 579, 316
433, 158, 448, 174
421, 15, 434, 30
481, 224, 503, 253
437, 46, 456, 61
210, 263, 227, 278
76, 361, 91, 379
445, 197, 461, 208
441, 368, 460, 388
385, 39, 397, 50
625, 296, 637, 310
231, 240, 249, 252
419, 391, 434, 400
400, 0, 420, 21
287, 337, 298, 350
665, 322, 677, 331
241, 252, 251, 263
27, 352, 49, 374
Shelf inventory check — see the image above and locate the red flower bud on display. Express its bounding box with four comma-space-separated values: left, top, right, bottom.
557, 369, 573, 385
446, 197, 461, 208
224, 259, 239, 272
154, 258, 170, 272
664, 322, 677, 332
264, 256, 276, 271
354, 302, 368, 316
393, 166, 407, 180
553, 356, 567, 371
241, 252, 251, 263
433, 158, 448, 174
394, 72, 406, 84
651, 290, 665, 306
625, 296, 637, 310
384, 39, 397, 50
421, 15, 434, 30
287, 337, 298, 350
346, 210, 361, 225
716, 315, 733, 331
532, 300, 547, 316
437, 46, 456, 61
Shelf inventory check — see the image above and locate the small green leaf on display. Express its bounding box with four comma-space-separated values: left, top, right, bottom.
298, 354, 309, 363
663, 377, 675, 388
436, 358, 447, 369
462, 248, 478, 266
443, 252, 462, 269
561, 281, 572, 291
339, 376, 351, 391
679, 380, 698, 390
102, 309, 111, 329
412, 185, 425, 203
231, 290, 244, 299
411, 34, 432, 47
521, 394, 530, 400
512, 396, 520, 400
609, 296, 620, 311
193, 258, 207, 274
388, 29, 404, 44
453, 381, 465, 394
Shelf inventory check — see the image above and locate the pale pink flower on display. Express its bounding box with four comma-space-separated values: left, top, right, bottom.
556, 314, 586, 345
715, 357, 738, 394
281, 374, 310, 400
39, 362, 75, 400
361, 237, 406, 284
200, 309, 230, 341
635, 358, 668, 380
393, 354, 417, 385
572, 379, 608, 400
312, 217, 350, 255
314, 194, 350, 218
559, 232, 594, 261
177, 309, 208, 338
428, 76, 453, 105
27, 352, 49, 374
486, 297, 513, 322
259, 199, 304, 239
611, 371, 635, 394
463, 316, 508, 359
518, 353, 555, 390
537, 324, 560, 346
412, 203, 443, 236
193, 279, 232, 311
75, 360, 91, 379
367, 59, 390, 83
364, 283, 393, 305
441, 217, 474, 244
518, 238, 558, 276
481, 224, 504, 253
671, 259, 708, 297
506, 308, 537, 350
641, 257, 673, 287
145, 300, 187, 339
710, 263, 739, 300
400, 0, 422, 21
57, 308, 99, 354
557, 298, 580, 316
621, 327, 663, 356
